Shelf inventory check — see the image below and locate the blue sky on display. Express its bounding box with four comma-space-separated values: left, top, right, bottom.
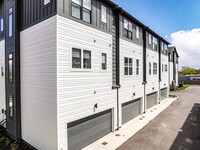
112, 0, 200, 69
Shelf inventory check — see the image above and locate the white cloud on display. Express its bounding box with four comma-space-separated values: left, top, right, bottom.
171, 28, 200, 69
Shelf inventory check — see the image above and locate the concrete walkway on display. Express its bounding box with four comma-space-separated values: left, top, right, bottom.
117, 86, 200, 150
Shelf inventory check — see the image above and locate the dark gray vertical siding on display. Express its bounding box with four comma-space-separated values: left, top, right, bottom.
146, 32, 153, 50
0, 2, 5, 40
20, 0, 57, 31
112, 12, 117, 85
4, 0, 21, 140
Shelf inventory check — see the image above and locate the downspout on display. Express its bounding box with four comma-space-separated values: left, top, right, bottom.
142, 27, 148, 113
158, 39, 162, 104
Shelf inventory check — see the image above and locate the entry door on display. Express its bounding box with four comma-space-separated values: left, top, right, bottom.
0, 40, 6, 123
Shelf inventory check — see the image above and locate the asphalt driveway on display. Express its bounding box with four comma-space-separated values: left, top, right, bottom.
117, 86, 200, 150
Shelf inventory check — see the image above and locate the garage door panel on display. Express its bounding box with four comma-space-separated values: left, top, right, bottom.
161, 88, 167, 101
147, 92, 157, 109
122, 99, 141, 124
68, 109, 112, 150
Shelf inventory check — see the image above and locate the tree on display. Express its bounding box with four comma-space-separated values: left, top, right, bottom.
179, 66, 197, 76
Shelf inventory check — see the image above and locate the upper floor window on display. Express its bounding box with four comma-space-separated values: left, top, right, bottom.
44, 0, 51, 5
101, 5, 107, 23
0, 18, 3, 32
71, 0, 91, 23
153, 37, 158, 51
72, 48, 91, 69
153, 62, 157, 74
136, 26, 139, 39
149, 62, 151, 75
9, 8, 13, 37
124, 57, 132, 75
8, 53, 13, 83
101, 53, 107, 70
124, 19, 132, 40
136, 59, 139, 75
149, 34, 151, 44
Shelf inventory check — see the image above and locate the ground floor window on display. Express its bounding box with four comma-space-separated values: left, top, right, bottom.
9, 95, 14, 118
153, 62, 157, 74
124, 57, 133, 75
136, 59, 139, 75
101, 53, 107, 70
8, 53, 13, 83
1, 57, 4, 76
165, 64, 168, 72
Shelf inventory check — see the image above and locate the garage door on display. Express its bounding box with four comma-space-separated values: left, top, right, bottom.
147, 92, 157, 109
122, 98, 141, 125
161, 88, 167, 101
67, 109, 112, 150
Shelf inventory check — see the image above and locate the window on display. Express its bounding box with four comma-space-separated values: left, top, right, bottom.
124, 57, 132, 75
0, 18, 3, 32
9, 95, 14, 118
153, 62, 157, 74
72, 48, 91, 70
136, 59, 139, 75
153, 37, 158, 50
124, 19, 132, 40
101, 53, 107, 70
164, 44, 168, 55
83, 50, 91, 69
149, 34, 151, 44
101, 5, 107, 23
72, 0, 91, 23
1, 57, 4, 76
165, 64, 167, 72
44, 0, 51, 5
72, 48, 81, 68
149, 62, 151, 75
136, 26, 139, 39
8, 8, 12, 37
8, 54, 13, 83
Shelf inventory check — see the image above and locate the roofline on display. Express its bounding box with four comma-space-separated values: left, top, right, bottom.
102, 0, 170, 45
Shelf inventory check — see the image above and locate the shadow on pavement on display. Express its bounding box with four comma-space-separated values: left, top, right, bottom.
170, 103, 200, 150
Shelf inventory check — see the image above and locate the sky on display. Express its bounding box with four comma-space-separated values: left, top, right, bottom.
112, 0, 200, 69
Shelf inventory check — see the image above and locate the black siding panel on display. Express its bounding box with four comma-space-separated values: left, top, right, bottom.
20, 0, 57, 31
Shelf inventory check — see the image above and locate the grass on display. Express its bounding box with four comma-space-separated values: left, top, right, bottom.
174, 86, 189, 92
169, 95, 177, 97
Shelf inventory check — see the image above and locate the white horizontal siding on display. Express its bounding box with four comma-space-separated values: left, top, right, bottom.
176, 64, 179, 86
119, 39, 144, 125
20, 16, 57, 150
160, 54, 169, 89
57, 16, 117, 150
146, 48, 159, 94
0, 40, 5, 123
169, 62, 174, 86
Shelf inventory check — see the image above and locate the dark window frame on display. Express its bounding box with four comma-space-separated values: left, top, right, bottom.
149, 62, 151, 75
0, 18, 3, 32
101, 53, 107, 70
43, 0, 52, 7
124, 57, 133, 76
100, 4, 107, 24
8, 95, 14, 119
153, 62, 157, 75
8, 7, 13, 38
71, 0, 92, 24
8, 53, 13, 83
123, 19, 133, 40
136, 59, 139, 75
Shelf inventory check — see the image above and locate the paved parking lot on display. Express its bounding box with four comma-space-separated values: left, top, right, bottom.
117, 86, 200, 150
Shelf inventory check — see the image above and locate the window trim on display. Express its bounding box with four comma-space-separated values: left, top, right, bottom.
70, 46, 93, 72
153, 37, 158, 51
8, 53, 13, 83
71, 0, 92, 24
136, 59, 139, 75
153, 62, 157, 75
123, 18, 133, 40
100, 4, 107, 24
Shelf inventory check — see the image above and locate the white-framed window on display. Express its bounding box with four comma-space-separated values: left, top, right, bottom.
149, 62, 151, 75
1, 57, 4, 77
44, 0, 51, 5
124, 57, 133, 75
0, 18, 3, 32
124, 19, 132, 40
153, 37, 158, 50
8, 8, 13, 37
149, 34, 151, 44
72, 0, 92, 23
136, 26, 139, 39
136, 59, 139, 75
101, 53, 107, 70
101, 5, 107, 23
71, 48, 92, 70
165, 64, 167, 72
153, 62, 157, 74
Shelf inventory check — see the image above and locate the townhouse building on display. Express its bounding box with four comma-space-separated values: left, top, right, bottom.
168, 46, 179, 90
0, 0, 177, 150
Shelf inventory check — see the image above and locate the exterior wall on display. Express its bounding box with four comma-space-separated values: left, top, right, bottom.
160, 54, 168, 89
119, 38, 144, 125
57, 15, 117, 150
0, 40, 5, 123
20, 16, 57, 150
169, 62, 174, 88
146, 49, 159, 95
176, 63, 179, 86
